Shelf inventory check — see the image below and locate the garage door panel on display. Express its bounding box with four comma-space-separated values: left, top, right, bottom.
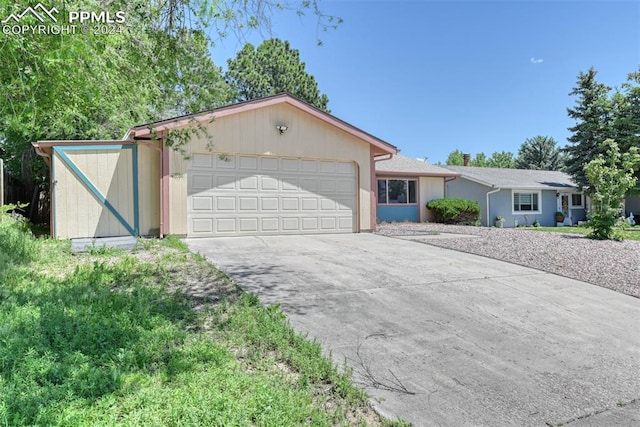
339, 217, 353, 229
261, 177, 279, 190
261, 217, 279, 231
282, 198, 299, 211
302, 217, 318, 230
320, 199, 336, 210
319, 161, 337, 173
300, 178, 318, 192
192, 153, 213, 168
282, 158, 299, 172
301, 160, 317, 172
216, 218, 236, 232
282, 217, 300, 231
216, 197, 236, 211
239, 156, 258, 170
215, 156, 235, 168
239, 197, 258, 211
192, 218, 214, 233
320, 217, 337, 229
238, 176, 257, 190
216, 175, 236, 189
281, 179, 299, 191
187, 154, 356, 236
302, 198, 318, 210
260, 157, 279, 170
239, 218, 258, 232
192, 196, 213, 211
192, 174, 213, 190
261, 197, 279, 211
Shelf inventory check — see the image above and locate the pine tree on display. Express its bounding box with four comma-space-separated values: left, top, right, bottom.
516, 136, 564, 170
564, 68, 614, 189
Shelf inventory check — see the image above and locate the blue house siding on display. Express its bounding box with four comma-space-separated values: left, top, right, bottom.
377, 205, 419, 223
445, 178, 490, 225
447, 178, 586, 227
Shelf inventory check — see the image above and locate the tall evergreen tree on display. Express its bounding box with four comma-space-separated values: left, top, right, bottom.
225, 39, 330, 111
564, 68, 614, 189
516, 136, 564, 170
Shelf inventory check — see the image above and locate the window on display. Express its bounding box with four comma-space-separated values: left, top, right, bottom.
513, 191, 540, 213
377, 179, 417, 204
571, 193, 583, 208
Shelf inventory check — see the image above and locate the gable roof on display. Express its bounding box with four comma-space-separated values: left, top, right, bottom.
375, 154, 460, 177
126, 93, 398, 156
444, 166, 577, 190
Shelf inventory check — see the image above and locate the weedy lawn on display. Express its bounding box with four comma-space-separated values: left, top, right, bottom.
522, 225, 640, 240
0, 213, 407, 426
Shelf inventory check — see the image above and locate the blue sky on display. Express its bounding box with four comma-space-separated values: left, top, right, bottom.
211, 1, 640, 164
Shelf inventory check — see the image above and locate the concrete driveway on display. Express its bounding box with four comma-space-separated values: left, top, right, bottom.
186, 234, 640, 426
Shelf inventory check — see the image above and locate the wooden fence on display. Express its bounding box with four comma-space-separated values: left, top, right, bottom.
1, 158, 32, 207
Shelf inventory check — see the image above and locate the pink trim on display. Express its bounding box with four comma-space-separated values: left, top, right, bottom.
370, 145, 377, 231
161, 139, 170, 237
129, 94, 398, 156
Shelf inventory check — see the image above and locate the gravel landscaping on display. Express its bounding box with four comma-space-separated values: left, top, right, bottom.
376, 223, 640, 298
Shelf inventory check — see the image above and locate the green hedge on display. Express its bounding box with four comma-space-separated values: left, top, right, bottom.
426, 198, 480, 225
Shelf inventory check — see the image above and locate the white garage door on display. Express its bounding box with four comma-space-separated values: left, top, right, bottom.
187, 154, 357, 237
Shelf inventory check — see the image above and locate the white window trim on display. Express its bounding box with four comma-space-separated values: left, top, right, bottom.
377, 178, 419, 205
511, 189, 542, 215
570, 193, 584, 208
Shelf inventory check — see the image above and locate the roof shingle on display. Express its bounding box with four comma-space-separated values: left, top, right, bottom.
375, 154, 460, 177
444, 166, 577, 190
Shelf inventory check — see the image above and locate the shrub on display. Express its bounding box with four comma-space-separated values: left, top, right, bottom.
426, 198, 480, 225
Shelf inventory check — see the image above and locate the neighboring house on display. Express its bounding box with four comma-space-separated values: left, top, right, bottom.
625, 195, 640, 219
374, 154, 460, 222
444, 166, 587, 227
33, 94, 398, 239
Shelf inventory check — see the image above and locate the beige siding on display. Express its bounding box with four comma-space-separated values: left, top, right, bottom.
138, 144, 161, 236
419, 176, 445, 222
169, 149, 188, 235
54, 149, 133, 239
169, 103, 374, 234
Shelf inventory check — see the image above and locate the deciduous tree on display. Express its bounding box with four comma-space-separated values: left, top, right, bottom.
584, 139, 640, 240
0, 0, 338, 220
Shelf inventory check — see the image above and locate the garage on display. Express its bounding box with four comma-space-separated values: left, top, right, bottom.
187, 153, 357, 236
34, 94, 398, 239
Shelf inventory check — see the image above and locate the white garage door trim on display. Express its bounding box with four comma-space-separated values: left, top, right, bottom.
187, 153, 357, 237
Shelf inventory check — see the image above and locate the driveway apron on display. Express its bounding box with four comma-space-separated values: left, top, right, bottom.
186, 234, 640, 426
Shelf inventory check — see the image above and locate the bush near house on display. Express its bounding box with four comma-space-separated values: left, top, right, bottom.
426, 198, 481, 225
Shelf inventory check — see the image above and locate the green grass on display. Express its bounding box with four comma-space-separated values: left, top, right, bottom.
521, 225, 640, 241
0, 213, 406, 426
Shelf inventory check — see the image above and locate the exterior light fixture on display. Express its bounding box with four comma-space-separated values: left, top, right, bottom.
276, 125, 288, 134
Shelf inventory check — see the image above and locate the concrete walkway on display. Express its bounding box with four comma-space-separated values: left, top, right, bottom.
186, 234, 640, 426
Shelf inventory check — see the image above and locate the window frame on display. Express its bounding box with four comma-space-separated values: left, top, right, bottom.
376, 178, 418, 205
511, 190, 542, 214
570, 193, 584, 208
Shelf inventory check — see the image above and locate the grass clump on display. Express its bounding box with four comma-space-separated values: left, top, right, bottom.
0, 211, 401, 426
